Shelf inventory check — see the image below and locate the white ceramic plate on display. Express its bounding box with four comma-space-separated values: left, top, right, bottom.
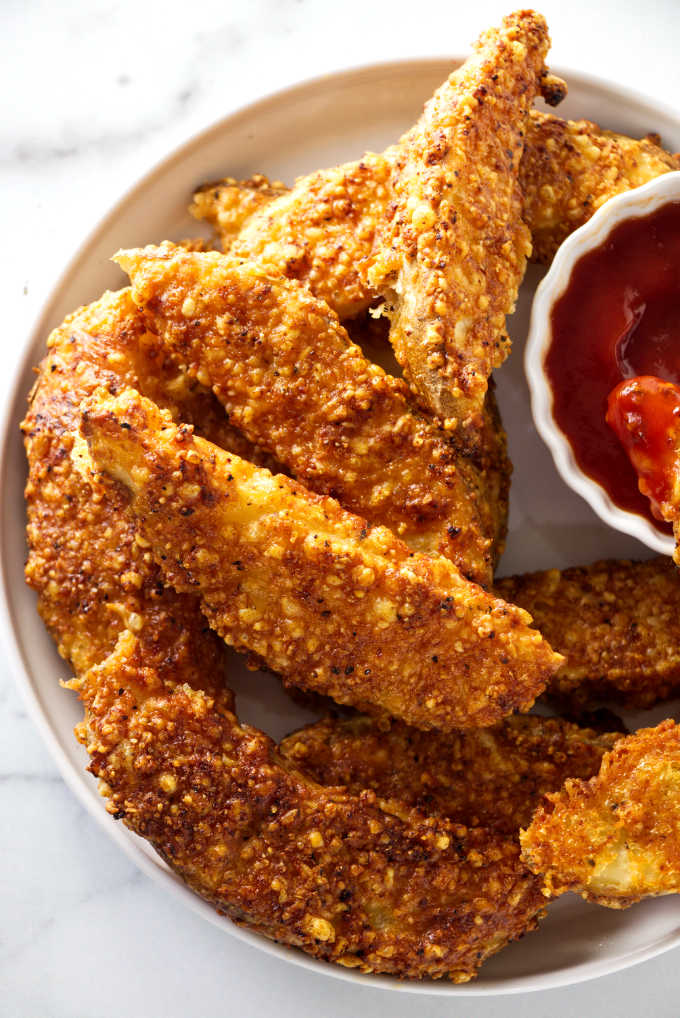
4, 60, 680, 996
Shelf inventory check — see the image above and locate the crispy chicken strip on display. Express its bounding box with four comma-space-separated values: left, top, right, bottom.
22, 288, 252, 681
367, 11, 557, 429
496, 557, 680, 710
117, 242, 501, 585
200, 158, 391, 322
521, 116, 680, 263
81, 387, 562, 730
191, 14, 559, 434
72, 626, 546, 982
191, 173, 288, 248
521, 719, 680, 907
25, 291, 546, 980
193, 114, 679, 314
280, 713, 620, 835
340, 311, 511, 566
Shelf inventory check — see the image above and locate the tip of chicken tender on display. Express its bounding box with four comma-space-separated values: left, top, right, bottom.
521, 719, 680, 907
190, 174, 288, 249
367, 11, 560, 435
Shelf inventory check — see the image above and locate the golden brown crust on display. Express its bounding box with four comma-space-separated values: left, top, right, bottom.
193, 114, 679, 318
521, 720, 680, 907
25, 292, 547, 981
367, 12, 552, 431
117, 242, 498, 585
21, 289, 244, 682
205, 157, 391, 321
520, 113, 680, 262
82, 386, 562, 731
496, 557, 680, 709
190, 174, 288, 247
343, 310, 511, 571
75, 628, 546, 981
279, 713, 620, 835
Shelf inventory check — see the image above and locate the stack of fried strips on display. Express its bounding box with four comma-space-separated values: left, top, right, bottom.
23, 9, 680, 982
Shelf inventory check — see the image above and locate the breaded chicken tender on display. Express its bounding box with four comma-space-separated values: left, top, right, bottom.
343, 311, 511, 566
117, 242, 502, 585
191, 173, 288, 249
367, 11, 558, 431
520, 115, 680, 262
73, 626, 546, 982
81, 387, 562, 731
22, 288, 253, 682
192, 14, 561, 438
280, 713, 620, 835
497, 557, 680, 710
210, 157, 392, 321
521, 720, 680, 907
24, 291, 547, 982
193, 114, 678, 315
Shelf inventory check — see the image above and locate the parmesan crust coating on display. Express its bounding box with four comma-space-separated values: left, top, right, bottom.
24, 292, 546, 980
81, 387, 563, 731
520, 114, 680, 263
191, 173, 288, 249
497, 557, 680, 710
279, 713, 620, 835
74, 627, 546, 982
209, 157, 392, 322
22, 288, 249, 683
191, 13, 557, 436
521, 720, 680, 907
193, 114, 679, 316
367, 11, 556, 430
344, 310, 511, 569
117, 242, 498, 585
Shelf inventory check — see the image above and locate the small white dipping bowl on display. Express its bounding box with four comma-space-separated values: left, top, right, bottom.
525, 171, 680, 556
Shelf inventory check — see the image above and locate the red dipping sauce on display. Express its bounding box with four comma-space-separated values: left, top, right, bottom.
545, 200, 680, 534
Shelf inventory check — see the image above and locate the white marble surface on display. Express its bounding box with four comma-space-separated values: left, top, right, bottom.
3, 1, 680, 1015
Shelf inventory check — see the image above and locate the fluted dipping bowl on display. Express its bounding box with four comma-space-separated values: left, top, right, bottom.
525, 171, 680, 556
4, 61, 680, 996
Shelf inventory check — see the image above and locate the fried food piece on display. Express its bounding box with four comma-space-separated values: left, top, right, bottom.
521, 114, 680, 263
280, 713, 620, 835
367, 11, 558, 431
521, 719, 680, 907
24, 292, 547, 981
191, 174, 288, 248
117, 243, 500, 585
193, 115, 679, 316
344, 310, 511, 567
203, 158, 392, 321
22, 288, 252, 682
73, 626, 546, 982
496, 557, 680, 710
81, 387, 562, 730
192, 15, 558, 435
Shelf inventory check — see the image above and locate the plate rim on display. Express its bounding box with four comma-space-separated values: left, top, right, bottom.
5, 56, 680, 997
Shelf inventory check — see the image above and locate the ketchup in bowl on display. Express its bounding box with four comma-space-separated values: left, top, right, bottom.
545, 200, 680, 534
